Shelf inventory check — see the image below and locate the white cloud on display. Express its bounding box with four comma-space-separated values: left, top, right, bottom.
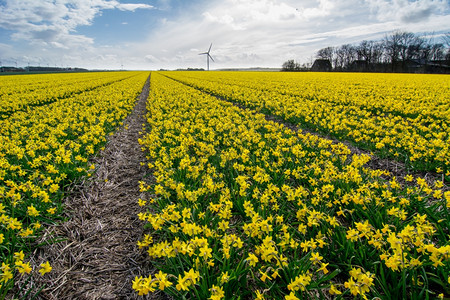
201, 0, 301, 30
144, 54, 159, 63
116, 3, 154, 11
367, 0, 449, 23
133, 0, 381, 69
0, 0, 153, 48
297, 0, 335, 19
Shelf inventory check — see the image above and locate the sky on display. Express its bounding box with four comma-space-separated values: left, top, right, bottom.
0, 0, 449, 70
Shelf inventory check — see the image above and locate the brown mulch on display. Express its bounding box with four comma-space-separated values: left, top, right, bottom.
17, 75, 166, 299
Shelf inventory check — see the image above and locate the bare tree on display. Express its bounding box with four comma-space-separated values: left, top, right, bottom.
357, 40, 375, 63
316, 47, 334, 62
383, 30, 425, 70
307, 30, 448, 73
442, 32, 450, 61
442, 32, 450, 48
420, 42, 432, 61
398, 32, 417, 61
384, 30, 404, 70
281, 59, 301, 71
332, 44, 357, 69
343, 44, 357, 68
372, 42, 385, 64
333, 47, 345, 70
430, 43, 445, 61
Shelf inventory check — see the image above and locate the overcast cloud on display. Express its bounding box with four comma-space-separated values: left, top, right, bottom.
0, 0, 448, 69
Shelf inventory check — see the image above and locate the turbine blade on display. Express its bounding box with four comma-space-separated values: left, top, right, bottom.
208, 54, 215, 62
208, 43, 212, 53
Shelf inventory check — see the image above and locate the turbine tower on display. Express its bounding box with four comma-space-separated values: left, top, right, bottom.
199, 43, 214, 71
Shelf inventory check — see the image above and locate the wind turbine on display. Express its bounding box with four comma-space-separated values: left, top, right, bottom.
199, 43, 214, 71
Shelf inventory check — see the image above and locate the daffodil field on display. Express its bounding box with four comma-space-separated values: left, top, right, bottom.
1, 70, 448, 299
134, 72, 449, 299
0, 71, 149, 297
162, 71, 450, 175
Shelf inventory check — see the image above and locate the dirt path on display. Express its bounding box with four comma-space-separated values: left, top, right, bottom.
27, 75, 157, 299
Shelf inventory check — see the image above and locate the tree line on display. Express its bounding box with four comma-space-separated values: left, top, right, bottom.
282, 31, 450, 73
